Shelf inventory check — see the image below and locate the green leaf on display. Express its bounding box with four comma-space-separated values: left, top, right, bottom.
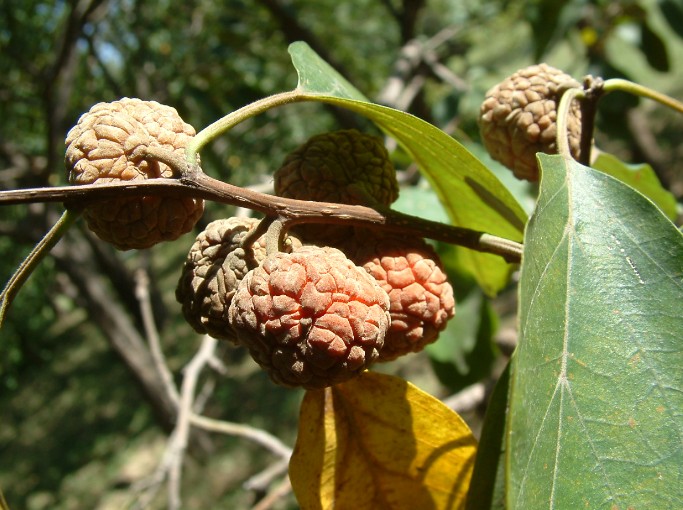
592, 151, 678, 220
508, 155, 683, 509
427, 288, 498, 393
466, 363, 510, 510
659, 0, 683, 39
288, 41, 528, 296
639, 19, 670, 72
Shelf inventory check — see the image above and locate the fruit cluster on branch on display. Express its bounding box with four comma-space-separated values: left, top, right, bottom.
65, 60, 587, 388
177, 130, 456, 388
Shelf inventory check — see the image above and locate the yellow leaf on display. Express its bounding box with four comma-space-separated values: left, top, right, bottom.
289, 371, 477, 510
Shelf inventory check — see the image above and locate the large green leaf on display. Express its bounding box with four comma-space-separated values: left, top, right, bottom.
507, 154, 683, 509
288, 42, 528, 296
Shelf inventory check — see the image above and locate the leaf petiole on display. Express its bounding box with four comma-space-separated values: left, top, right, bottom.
185, 90, 306, 162
603, 78, 683, 115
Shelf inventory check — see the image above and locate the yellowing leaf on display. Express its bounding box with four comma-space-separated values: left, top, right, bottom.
289, 371, 477, 510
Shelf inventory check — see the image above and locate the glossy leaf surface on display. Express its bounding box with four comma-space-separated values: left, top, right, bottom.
592, 151, 678, 220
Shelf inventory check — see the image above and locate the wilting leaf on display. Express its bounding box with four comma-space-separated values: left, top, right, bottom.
290, 371, 478, 510
508, 155, 683, 509
288, 41, 527, 296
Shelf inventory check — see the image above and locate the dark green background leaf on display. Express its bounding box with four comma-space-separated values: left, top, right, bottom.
466, 363, 510, 510
427, 287, 498, 393
288, 42, 528, 295
659, 0, 683, 39
508, 155, 683, 508
639, 19, 670, 72
592, 151, 678, 220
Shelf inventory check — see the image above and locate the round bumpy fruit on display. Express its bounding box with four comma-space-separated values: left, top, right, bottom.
176, 217, 302, 342
274, 129, 399, 243
228, 246, 391, 388
65, 97, 204, 250
274, 129, 399, 206
479, 63, 582, 181
346, 233, 455, 361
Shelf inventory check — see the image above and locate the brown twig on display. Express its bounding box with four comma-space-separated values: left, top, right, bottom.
0, 146, 523, 263
578, 75, 605, 165
134, 267, 180, 406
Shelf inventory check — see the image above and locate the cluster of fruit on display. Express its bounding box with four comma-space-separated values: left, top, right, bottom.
64, 62, 582, 388
176, 130, 455, 388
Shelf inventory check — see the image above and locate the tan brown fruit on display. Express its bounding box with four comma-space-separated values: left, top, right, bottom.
176, 217, 302, 342
228, 245, 391, 388
65, 98, 204, 249
345, 232, 455, 361
479, 63, 582, 181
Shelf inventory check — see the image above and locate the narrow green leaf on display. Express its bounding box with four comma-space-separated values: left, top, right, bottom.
427, 288, 498, 393
659, 0, 683, 39
288, 41, 527, 296
639, 19, 670, 72
592, 151, 678, 220
466, 363, 510, 510
508, 155, 683, 509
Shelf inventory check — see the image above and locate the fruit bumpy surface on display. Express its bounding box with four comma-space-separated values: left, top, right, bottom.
228, 246, 391, 388
274, 129, 399, 243
176, 217, 302, 342
65, 97, 204, 249
346, 233, 455, 361
479, 63, 582, 181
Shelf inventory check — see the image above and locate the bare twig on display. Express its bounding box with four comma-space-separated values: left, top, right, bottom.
251, 476, 293, 510
188, 414, 293, 460
0, 172, 523, 263
134, 267, 180, 406
131, 335, 218, 510
167, 335, 218, 510
243, 457, 291, 493
442, 383, 487, 414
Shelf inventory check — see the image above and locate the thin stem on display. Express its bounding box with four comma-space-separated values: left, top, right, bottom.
0, 208, 80, 326
265, 219, 285, 256
556, 87, 585, 160
186, 90, 306, 162
604, 78, 683, 115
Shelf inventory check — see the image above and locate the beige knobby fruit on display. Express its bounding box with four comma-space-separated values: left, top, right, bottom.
479, 63, 583, 181
273, 129, 399, 244
65, 97, 204, 250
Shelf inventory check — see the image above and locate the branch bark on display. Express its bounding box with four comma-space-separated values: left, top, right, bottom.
0, 168, 523, 263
